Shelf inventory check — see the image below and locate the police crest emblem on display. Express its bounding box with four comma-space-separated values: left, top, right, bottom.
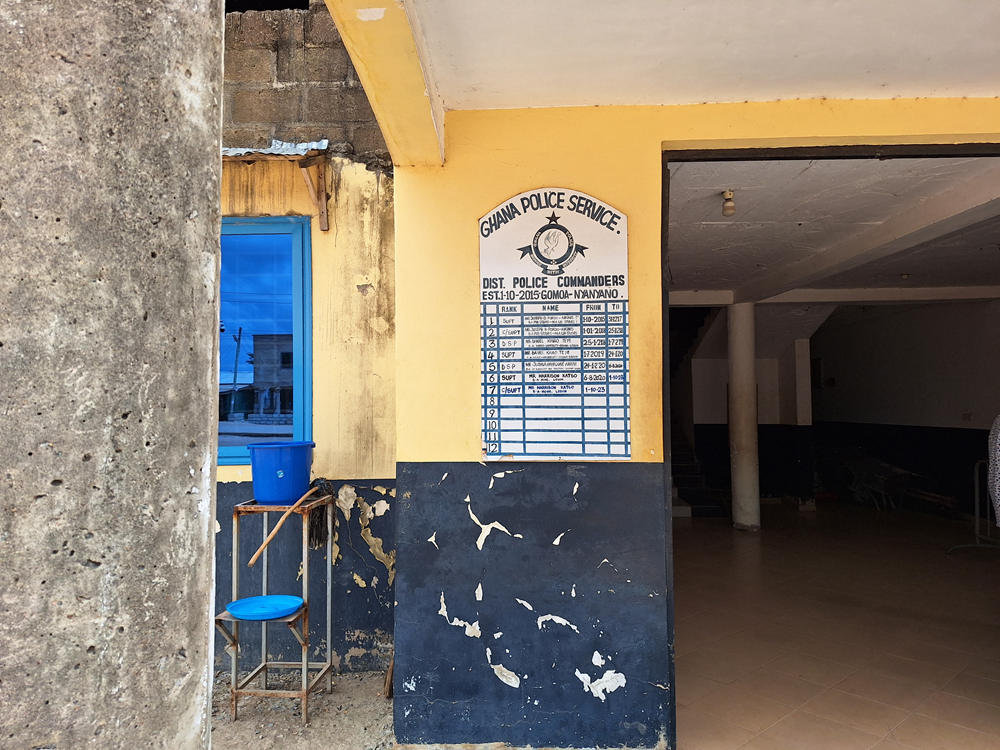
517, 212, 588, 276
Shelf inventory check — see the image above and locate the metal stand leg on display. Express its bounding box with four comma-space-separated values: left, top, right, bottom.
948, 460, 1000, 554
261, 512, 269, 690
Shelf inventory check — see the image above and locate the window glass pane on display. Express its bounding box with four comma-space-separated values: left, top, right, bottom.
219, 233, 295, 447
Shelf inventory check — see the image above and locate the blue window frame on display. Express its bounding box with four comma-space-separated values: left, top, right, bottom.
218, 217, 312, 465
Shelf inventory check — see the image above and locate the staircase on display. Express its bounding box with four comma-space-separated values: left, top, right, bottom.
670, 416, 729, 517
668, 307, 729, 518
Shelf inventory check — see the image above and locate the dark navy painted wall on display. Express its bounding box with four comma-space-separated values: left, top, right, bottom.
394, 461, 673, 749
813, 422, 990, 513
693, 424, 815, 498
215, 480, 396, 673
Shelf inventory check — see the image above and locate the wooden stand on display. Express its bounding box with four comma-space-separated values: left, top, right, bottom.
214, 495, 334, 722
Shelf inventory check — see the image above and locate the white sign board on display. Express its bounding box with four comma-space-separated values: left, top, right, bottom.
480, 188, 630, 461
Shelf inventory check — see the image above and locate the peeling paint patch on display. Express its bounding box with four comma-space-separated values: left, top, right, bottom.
372, 485, 388, 495
573, 482, 579, 496
214, 520, 221, 534
552, 530, 569, 545
486, 648, 521, 689
336, 484, 357, 521
437, 592, 481, 638
403, 676, 416, 692
353, 572, 367, 588
463, 494, 471, 503
592, 651, 606, 667
597, 557, 619, 572
468, 503, 515, 550
427, 531, 439, 549
493, 632, 503, 639
439, 472, 448, 484
575, 668, 627, 701
373, 498, 390, 516
356, 496, 396, 584
515, 598, 533, 611
356, 7, 386, 21
537, 614, 579, 633
571, 584, 577, 598
475, 582, 483, 601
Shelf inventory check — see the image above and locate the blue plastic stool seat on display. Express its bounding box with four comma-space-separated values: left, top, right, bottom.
226, 595, 304, 621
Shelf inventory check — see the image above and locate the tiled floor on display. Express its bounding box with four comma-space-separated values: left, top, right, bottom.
672, 501, 1000, 749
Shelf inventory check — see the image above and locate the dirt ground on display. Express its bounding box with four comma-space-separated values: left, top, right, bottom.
211, 671, 394, 750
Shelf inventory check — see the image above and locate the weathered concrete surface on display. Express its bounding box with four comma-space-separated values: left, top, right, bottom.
0, 2, 222, 748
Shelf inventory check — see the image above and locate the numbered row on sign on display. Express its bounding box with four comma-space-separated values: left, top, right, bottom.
485, 333, 627, 347
482, 314, 623, 326
484, 373, 627, 384
485, 338, 626, 352
485, 431, 629, 443
483, 407, 628, 419
485, 349, 627, 361
483, 325, 626, 337
484, 395, 628, 407
485, 443, 630, 456
483, 420, 628, 432
484, 361, 626, 372
485, 385, 627, 396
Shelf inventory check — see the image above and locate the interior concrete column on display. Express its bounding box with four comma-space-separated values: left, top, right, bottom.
1, 3, 222, 747
728, 302, 761, 530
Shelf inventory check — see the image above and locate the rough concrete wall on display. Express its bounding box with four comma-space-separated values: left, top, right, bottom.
223, 0, 389, 167
0, 2, 222, 749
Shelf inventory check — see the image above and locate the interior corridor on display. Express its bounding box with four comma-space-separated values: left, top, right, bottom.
673, 502, 1000, 749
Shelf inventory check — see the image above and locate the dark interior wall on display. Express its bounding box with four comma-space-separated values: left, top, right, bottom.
813, 422, 990, 514
215, 480, 396, 672
393, 461, 673, 749
223, 1, 390, 166
693, 424, 814, 498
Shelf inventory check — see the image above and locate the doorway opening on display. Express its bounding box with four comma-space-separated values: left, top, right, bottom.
664, 145, 1000, 748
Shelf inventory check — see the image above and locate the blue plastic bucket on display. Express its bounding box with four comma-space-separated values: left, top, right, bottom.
247, 441, 315, 505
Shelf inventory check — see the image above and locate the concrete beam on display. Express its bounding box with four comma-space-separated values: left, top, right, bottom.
0, 3, 221, 747
325, 0, 443, 166
668, 289, 734, 306
763, 285, 1000, 304
734, 164, 1000, 302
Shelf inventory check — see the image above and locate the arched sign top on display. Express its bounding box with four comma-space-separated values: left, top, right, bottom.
480, 188, 631, 462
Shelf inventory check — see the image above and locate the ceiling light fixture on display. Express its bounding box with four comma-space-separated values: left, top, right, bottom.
722, 189, 736, 217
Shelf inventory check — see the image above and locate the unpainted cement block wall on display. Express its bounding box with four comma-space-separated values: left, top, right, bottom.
0, 2, 222, 748
224, 1, 389, 166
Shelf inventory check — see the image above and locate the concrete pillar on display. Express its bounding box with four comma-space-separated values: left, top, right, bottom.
794, 338, 812, 425
728, 303, 761, 530
0, 3, 222, 748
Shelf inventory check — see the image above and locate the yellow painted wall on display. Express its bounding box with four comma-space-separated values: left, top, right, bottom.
219, 157, 396, 482
394, 97, 1000, 462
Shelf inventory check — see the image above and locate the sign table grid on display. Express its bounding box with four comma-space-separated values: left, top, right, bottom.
482, 301, 630, 460
480, 188, 630, 461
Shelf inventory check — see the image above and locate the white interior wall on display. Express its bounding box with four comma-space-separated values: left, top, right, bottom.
811, 300, 1000, 430
691, 357, 783, 425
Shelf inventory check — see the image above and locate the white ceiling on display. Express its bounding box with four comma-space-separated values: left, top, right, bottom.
667, 157, 1000, 295
813, 216, 1000, 288
405, 0, 1000, 111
